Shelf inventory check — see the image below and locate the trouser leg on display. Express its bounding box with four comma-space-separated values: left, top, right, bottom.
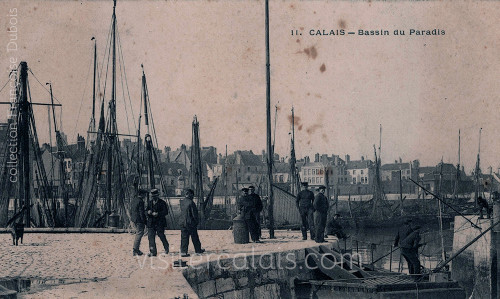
308, 209, 315, 240
246, 217, 259, 242
133, 223, 145, 251
401, 249, 414, 274
148, 226, 157, 255
190, 228, 202, 252
156, 226, 169, 252
180, 227, 190, 254
300, 209, 308, 239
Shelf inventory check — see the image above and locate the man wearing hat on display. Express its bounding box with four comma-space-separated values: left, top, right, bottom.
179, 188, 205, 257
398, 224, 423, 275
248, 186, 263, 238
131, 188, 148, 256
296, 182, 315, 240
313, 185, 329, 243
146, 188, 170, 256
238, 187, 261, 242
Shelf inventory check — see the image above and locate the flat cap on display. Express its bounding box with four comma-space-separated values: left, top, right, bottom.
318, 185, 326, 190
241, 187, 249, 192
138, 189, 148, 196
248, 185, 255, 189
150, 188, 160, 196
301, 182, 309, 187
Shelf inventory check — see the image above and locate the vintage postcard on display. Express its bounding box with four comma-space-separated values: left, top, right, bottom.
0, 0, 499, 298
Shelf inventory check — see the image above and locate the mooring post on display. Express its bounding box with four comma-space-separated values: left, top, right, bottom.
389, 245, 393, 272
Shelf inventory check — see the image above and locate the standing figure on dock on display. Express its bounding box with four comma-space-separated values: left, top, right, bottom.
326, 213, 347, 240
238, 187, 261, 243
313, 185, 329, 243
296, 182, 315, 240
146, 189, 170, 257
179, 188, 205, 257
477, 196, 491, 219
395, 220, 422, 275
131, 189, 148, 256
248, 186, 263, 239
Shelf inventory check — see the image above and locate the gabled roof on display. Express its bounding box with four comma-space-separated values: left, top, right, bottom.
346, 160, 373, 169
381, 163, 411, 171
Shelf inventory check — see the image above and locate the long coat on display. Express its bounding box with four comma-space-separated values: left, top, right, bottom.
130, 197, 146, 224
179, 198, 199, 229
146, 199, 168, 228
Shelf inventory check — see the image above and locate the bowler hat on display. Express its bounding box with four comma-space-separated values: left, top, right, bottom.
318, 185, 326, 190
241, 187, 249, 192
301, 182, 309, 187
248, 186, 255, 190
151, 188, 160, 196
138, 189, 148, 196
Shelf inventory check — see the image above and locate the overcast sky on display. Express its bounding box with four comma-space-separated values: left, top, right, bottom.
1, 1, 499, 173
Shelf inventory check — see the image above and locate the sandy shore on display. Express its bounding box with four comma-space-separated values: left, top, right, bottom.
0, 230, 325, 298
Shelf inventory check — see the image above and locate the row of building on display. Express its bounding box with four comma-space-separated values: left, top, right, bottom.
2, 124, 499, 199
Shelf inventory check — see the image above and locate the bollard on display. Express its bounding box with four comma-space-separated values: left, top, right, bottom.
108, 213, 120, 228
232, 213, 249, 244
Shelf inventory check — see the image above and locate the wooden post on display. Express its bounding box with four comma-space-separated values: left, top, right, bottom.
265, 0, 274, 239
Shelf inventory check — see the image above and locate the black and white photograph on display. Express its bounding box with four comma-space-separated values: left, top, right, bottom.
0, 0, 499, 298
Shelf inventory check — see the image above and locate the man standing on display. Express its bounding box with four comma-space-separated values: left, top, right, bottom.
248, 186, 263, 238
238, 187, 261, 243
296, 182, 315, 240
131, 189, 148, 256
313, 185, 329, 243
477, 196, 491, 219
179, 188, 205, 257
146, 188, 169, 257
395, 219, 422, 275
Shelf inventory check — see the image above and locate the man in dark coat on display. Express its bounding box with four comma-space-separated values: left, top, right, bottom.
248, 186, 263, 238
313, 185, 329, 243
296, 182, 315, 240
146, 188, 169, 257
131, 189, 148, 256
477, 196, 491, 219
395, 220, 422, 275
326, 213, 347, 240
238, 187, 261, 242
179, 188, 205, 257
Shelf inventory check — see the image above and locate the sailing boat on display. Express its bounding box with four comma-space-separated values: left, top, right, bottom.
75, 0, 136, 228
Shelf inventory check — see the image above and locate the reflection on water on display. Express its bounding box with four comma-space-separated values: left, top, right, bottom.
337, 224, 453, 274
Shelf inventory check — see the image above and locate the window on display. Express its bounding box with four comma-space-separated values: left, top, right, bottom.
308, 169, 311, 175
353, 170, 356, 174
365, 177, 368, 183
353, 178, 356, 184
312, 169, 316, 175
279, 175, 284, 183
361, 170, 364, 174
248, 167, 250, 171
248, 176, 251, 181
361, 177, 364, 183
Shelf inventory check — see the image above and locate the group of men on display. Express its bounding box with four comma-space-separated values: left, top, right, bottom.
130, 188, 204, 257
238, 186, 263, 243
296, 182, 347, 243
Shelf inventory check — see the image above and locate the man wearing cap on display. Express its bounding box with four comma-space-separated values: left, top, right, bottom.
313, 185, 329, 243
131, 189, 148, 256
146, 188, 170, 257
238, 187, 261, 242
296, 182, 315, 240
326, 213, 347, 240
179, 188, 205, 257
248, 186, 263, 238
398, 224, 422, 275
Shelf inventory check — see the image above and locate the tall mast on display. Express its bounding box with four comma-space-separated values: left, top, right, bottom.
265, 0, 275, 238
290, 107, 298, 195
453, 130, 461, 199
18, 62, 30, 226
91, 37, 97, 133
475, 128, 482, 202
106, 0, 117, 218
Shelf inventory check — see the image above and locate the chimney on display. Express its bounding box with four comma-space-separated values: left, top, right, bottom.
399, 157, 402, 164
345, 154, 350, 163
315, 153, 320, 162
77, 134, 85, 151
361, 156, 364, 161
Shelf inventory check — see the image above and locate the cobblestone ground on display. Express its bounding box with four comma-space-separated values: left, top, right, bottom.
0, 230, 316, 298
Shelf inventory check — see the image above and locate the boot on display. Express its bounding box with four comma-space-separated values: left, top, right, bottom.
301, 230, 307, 240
